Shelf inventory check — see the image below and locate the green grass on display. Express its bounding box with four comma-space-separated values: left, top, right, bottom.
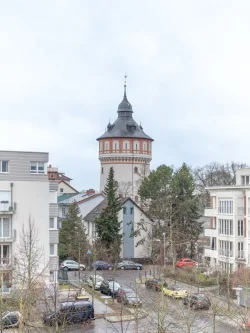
59, 283, 73, 290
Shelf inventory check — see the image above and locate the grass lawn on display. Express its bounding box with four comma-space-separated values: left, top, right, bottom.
59, 283, 73, 290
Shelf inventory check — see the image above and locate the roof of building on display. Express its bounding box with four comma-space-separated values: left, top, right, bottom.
97, 84, 153, 141
58, 193, 77, 203
77, 193, 105, 205
83, 197, 153, 222
57, 173, 72, 181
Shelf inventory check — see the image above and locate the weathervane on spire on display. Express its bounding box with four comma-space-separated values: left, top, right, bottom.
124, 73, 127, 97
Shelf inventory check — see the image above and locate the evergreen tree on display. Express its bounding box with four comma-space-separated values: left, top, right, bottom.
95, 167, 122, 258
59, 202, 88, 262
172, 163, 202, 258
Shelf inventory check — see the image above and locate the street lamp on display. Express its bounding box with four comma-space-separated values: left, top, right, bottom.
105, 299, 108, 333
163, 233, 166, 273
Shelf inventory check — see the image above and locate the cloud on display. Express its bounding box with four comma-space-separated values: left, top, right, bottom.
0, 0, 250, 189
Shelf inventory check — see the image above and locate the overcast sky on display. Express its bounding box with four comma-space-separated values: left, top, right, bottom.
1, 1, 250, 190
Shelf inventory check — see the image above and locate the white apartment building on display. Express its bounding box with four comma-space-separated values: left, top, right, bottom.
0, 151, 59, 291
204, 168, 250, 272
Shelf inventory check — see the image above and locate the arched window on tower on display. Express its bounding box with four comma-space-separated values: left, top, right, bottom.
101, 167, 104, 174
123, 140, 130, 151
113, 140, 119, 151
105, 141, 110, 151
143, 142, 147, 151
133, 141, 140, 151
148, 142, 151, 152
100, 141, 103, 152
134, 167, 138, 174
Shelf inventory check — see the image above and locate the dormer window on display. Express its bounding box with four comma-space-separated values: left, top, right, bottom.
0, 161, 8, 173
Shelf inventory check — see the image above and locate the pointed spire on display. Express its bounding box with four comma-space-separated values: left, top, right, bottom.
124, 73, 127, 97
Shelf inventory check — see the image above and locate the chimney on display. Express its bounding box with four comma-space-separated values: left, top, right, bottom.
86, 189, 95, 196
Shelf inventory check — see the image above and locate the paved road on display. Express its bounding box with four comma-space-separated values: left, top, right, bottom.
66, 269, 242, 333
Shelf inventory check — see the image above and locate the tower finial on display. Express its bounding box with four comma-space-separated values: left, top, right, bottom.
124, 73, 127, 97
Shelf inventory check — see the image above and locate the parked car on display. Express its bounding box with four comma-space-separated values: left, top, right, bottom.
43, 300, 94, 326
176, 258, 197, 268
60, 260, 86, 271
87, 275, 104, 289
100, 279, 121, 298
117, 287, 142, 306
1, 311, 24, 328
162, 285, 188, 299
182, 293, 211, 310
92, 260, 113, 270
145, 279, 167, 291
117, 260, 142, 270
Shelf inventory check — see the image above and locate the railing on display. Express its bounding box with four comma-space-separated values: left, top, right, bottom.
0, 229, 16, 241
218, 249, 233, 257
237, 251, 245, 260
218, 228, 233, 236
237, 207, 244, 216
0, 258, 11, 265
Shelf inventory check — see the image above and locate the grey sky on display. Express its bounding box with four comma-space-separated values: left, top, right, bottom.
0, 1, 249, 190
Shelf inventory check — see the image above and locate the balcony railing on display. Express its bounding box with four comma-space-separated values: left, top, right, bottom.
218, 228, 233, 236
204, 248, 217, 258
204, 228, 217, 237
204, 208, 217, 217
237, 251, 245, 260
0, 229, 16, 242
218, 249, 233, 257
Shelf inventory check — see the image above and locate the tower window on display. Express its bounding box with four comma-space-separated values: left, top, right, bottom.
105, 141, 110, 150
101, 167, 104, 174
123, 140, 130, 150
134, 141, 140, 151
143, 142, 147, 151
134, 167, 138, 174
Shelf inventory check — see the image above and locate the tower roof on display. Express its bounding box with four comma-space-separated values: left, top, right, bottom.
97, 79, 153, 141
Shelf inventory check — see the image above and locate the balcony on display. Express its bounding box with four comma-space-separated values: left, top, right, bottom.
236, 251, 246, 261
204, 208, 217, 217
0, 258, 13, 270
218, 249, 233, 257
0, 230, 16, 243
204, 228, 217, 237
204, 248, 217, 258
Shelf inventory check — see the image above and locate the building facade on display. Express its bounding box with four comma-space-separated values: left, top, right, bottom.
0, 151, 59, 290
97, 82, 153, 201
83, 197, 152, 259
204, 168, 250, 272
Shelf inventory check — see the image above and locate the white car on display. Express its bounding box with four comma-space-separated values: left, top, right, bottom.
60, 260, 86, 271
87, 275, 104, 289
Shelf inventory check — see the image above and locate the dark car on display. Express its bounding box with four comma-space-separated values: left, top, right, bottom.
145, 279, 167, 291
182, 293, 211, 310
92, 260, 113, 270
100, 280, 121, 298
1, 311, 24, 328
117, 287, 142, 306
43, 301, 94, 326
117, 261, 142, 270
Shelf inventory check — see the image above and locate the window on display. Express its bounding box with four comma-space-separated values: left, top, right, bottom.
123, 141, 130, 150
50, 173, 54, 179
123, 207, 127, 215
238, 242, 244, 258
0, 218, 10, 238
134, 167, 138, 173
238, 220, 244, 236
218, 200, 233, 214
219, 240, 233, 257
87, 221, 90, 236
241, 175, 250, 185
113, 141, 119, 151
219, 219, 233, 235
104, 141, 110, 150
143, 142, 147, 151
0, 161, 8, 173
101, 167, 104, 174
130, 207, 134, 214
60, 188, 64, 193
49, 218, 54, 229
92, 223, 96, 238
30, 162, 45, 174
133, 141, 140, 151
50, 244, 55, 256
